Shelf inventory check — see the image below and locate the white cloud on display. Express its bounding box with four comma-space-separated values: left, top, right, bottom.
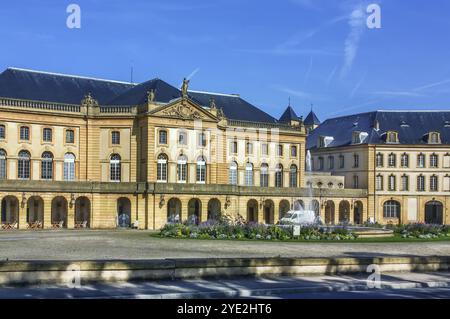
340, 6, 366, 78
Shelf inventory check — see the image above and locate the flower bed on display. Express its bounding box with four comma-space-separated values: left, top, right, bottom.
158, 214, 358, 241
390, 223, 450, 239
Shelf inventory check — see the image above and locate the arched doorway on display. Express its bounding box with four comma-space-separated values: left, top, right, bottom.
353, 201, 363, 225
279, 200, 290, 220
75, 197, 91, 228
207, 199, 221, 221
247, 199, 258, 223
325, 201, 335, 225
309, 200, 320, 216
425, 201, 444, 225
339, 201, 350, 223
188, 198, 201, 225
51, 197, 68, 228
293, 200, 304, 211
263, 200, 274, 224
1, 196, 19, 226
27, 196, 44, 227
167, 198, 182, 223
117, 197, 131, 228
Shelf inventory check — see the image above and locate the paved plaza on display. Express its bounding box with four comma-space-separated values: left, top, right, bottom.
0, 230, 449, 261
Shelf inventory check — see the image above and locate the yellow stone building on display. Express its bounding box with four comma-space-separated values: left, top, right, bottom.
0, 68, 366, 230
307, 111, 450, 225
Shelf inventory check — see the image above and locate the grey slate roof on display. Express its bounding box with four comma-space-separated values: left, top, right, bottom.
304, 110, 321, 125
278, 106, 300, 123
307, 111, 450, 149
188, 91, 276, 123
0, 67, 277, 123
0, 67, 135, 105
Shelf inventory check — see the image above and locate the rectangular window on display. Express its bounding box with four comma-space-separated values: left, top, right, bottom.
230, 140, 238, 154
376, 153, 384, 167
339, 155, 345, 169
430, 154, 438, 168
159, 130, 167, 144
401, 175, 409, 191
376, 175, 383, 191
66, 130, 75, 144
111, 131, 120, 145
328, 156, 334, 170
417, 176, 425, 191
198, 132, 206, 147
178, 131, 187, 145
444, 176, 450, 191
417, 154, 425, 168
0, 125, 5, 139
261, 143, 269, 156
246, 142, 253, 155
318, 157, 324, 170
430, 175, 438, 191
388, 154, 396, 167
290, 146, 297, 157
196, 161, 206, 183
277, 144, 283, 157
43, 128, 52, 142
353, 154, 359, 168
20, 126, 30, 141
401, 154, 409, 168
353, 175, 359, 188
388, 175, 396, 191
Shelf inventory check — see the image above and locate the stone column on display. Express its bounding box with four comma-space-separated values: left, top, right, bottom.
43, 196, 52, 229
18, 198, 27, 229
67, 198, 75, 229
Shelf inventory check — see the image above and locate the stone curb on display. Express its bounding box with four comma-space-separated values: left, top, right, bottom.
0, 256, 448, 286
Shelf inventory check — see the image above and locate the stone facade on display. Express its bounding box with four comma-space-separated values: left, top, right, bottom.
0, 94, 366, 229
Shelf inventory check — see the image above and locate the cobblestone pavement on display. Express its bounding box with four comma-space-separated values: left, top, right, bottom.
0, 230, 449, 261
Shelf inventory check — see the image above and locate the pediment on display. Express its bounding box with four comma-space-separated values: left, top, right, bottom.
150, 98, 217, 121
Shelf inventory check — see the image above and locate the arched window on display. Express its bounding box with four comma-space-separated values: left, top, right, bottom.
229, 161, 238, 185
110, 154, 121, 182
245, 163, 253, 186
430, 153, 439, 168
157, 154, 168, 182
383, 200, 401, 218
275, 164, 283, 188
41, 152, 53, 180
386, 131, 398, 143
18, 150, 31, 180
177, 155, 187, 183
260, 163, 269, 187
289, 165, 298, 187
417, 153, 425, 168
64, 153, 75, 181
0, 149, 6, 179
196, 156, 206, 183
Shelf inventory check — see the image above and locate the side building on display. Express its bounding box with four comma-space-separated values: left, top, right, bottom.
0, 67, 365, 229
307, 111, 450, 225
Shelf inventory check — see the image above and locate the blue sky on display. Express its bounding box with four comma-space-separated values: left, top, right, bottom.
1, 0, 450, 121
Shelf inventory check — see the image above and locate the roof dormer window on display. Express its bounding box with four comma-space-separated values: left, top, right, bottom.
318, 136, 334, 148
386, 131, 399, 144
428, 132, 441, 144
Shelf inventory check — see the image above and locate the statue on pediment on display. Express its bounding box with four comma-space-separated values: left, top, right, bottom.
147, 89, 156, 103
181, 78, 190, 99
209, 97, 217, 111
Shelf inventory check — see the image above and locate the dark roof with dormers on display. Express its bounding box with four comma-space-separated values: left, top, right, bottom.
279, 106, 300, 123
0, 67, 277, 123
0, 67, 135, 105
304, 110, 321, 125
307, 110, 450, 149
